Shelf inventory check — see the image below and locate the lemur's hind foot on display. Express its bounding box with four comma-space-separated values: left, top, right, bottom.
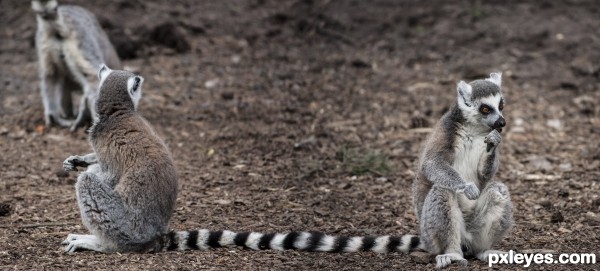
435, 253, 467, 269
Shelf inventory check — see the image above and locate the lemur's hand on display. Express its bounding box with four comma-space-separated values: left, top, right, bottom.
460, 183, 480, 200
485, 130, 502, 152
63, 156, 89, 172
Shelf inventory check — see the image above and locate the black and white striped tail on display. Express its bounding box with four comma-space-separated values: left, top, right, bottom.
160, 230, 422, 253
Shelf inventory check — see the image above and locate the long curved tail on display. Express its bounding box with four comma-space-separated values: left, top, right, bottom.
158, 230, 423, 253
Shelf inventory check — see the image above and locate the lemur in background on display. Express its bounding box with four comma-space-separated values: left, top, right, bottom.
413, 73, 513, 268
32, 0, 121, 131
62, 67, 511, 269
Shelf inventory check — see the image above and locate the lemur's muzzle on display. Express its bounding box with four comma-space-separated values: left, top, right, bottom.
492, 117, 506, 132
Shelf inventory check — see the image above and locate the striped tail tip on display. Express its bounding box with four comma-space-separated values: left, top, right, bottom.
162, 230, 421, 254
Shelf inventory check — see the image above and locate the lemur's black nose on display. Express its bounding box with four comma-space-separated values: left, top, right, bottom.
493, 117, 506, 129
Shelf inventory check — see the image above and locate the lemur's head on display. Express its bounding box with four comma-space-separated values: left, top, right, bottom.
31, 0, 59, 20
456, 73, 505, 132
95, 64, 143, 117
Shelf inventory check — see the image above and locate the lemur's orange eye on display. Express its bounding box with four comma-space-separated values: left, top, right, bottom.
499, 101, 504, 111
479, 105, 491, 114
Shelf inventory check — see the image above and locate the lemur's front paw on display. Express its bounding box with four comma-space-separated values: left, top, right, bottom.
484, 130, 502, 152
461, 183, 480, 200
63, 156, 78, 172
63, 156, 88, 172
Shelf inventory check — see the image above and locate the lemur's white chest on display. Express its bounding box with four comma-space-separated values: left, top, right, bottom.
452, 134, 485, 184
452, 132, 486, 212
38, 19, 95, 82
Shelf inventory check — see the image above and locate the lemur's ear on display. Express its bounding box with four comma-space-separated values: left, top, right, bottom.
98, 64, 112, 81
127, 76, 144, 110
487, 72, 502, 87
457, 81, 473, 107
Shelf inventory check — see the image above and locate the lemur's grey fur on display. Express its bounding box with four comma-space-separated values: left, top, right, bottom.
32, 0, 121, 131
62, 65, 176, 252
413, 73, 513, 268
62, 66, 425, 254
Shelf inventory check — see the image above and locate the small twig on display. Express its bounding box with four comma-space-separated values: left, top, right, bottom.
0, 222, 75, 229
368, 168, 385, 177
315, 27, 355, 46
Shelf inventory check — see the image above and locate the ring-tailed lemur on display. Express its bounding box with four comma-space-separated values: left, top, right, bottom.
32, 0, 121, 131
413, 73, 514, 268
62, 65, 424, 255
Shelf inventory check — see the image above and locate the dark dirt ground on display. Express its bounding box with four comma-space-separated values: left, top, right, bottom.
1, 0, 599, 270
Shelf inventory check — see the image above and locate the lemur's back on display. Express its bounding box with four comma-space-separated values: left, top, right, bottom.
90, 113, 177, 220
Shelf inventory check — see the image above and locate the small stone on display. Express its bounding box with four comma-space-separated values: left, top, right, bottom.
573, 95, 595, 115
551, 211, 564, 223
570, 57, 596, 75
375, 177, 388, 183
558, 189, 569, 198
546, 119, 562, 130
221, 91, 234, 100
558, 163, 572, 172
214, 199, 231, 205
204, 78, 219, 89
538, 199, 552, 209
584, 212, 600, 226
557, 227, 572, 233
410, 251, 432, 264
0, 203, 11, 216
337, 182, 352, 189
350, 59, 370, 69
527, 155, 553, 171
514, 118, 524, 126
568, 180, 584, 189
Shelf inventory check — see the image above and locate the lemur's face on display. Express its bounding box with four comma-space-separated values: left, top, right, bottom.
31, 0, 58, 19
457, 73, 506, 132
474, 93, 505, 132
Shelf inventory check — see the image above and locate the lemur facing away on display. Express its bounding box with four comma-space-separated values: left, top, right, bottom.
32, 0, 121, 131
62, 65, 424, 255
413, 73, 513, 268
